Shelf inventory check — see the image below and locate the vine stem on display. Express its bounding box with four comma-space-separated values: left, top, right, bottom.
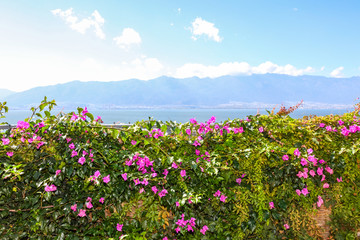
0, 205, 54, 212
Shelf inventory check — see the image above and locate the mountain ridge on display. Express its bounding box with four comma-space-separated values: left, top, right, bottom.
3, 74, 360, 109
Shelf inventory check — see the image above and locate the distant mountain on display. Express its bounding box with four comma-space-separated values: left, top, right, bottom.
4, 74, 360, 109
0, 89, 16, 100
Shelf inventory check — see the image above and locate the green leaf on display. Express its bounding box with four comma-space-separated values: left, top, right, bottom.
161, 125, 167, 134
86, 112, 94, 121
287, 148, 297, 155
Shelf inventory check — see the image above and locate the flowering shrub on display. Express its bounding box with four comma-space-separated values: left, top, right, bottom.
0, 98, 359, 239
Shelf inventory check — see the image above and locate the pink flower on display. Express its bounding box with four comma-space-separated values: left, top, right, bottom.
175, 226, 181, 233
121, 173, 127, 181
139, 188, 145, 193
193, 141, 201, 146
258, 127, 264, 133
236, 178, 242, 185
180, 170, 186, 177
307, 148, 313, 154
186, 129, 191, 135
220, 195, 227, 203
317, 196, 324, 207
103, 175, 110, 183
71, 150, 78, 157
151, 186, 159, 194
200, 225, 209, 235
269, 202, 274, 209
309, 170, 316, 177
195, 149, 200, 155
134, 178, 140, 185
176, 201, 180, 207
66, 138, 72, 143
36, 141, 45, 149
163, 169, 169, 176
338, 120, 344, 126
38, 121, 45, 128
341, 127, 350, 136
95, 116, 102, 122
99, 197, 104, 204
317, 167, 323, 176
163, 237, 168, 240
337, 177, 343, 182
69, 143, 75, 149
85, 201, 93, 209
284, 224, 290, 230
71, 113, 78, 121
55, 170, 61, 176
213, 190, 221, 197
82, 107, 88, 115
78, 209, 86, 217
71, 204, 77, 212
17, 121, 30, 130
319, 123, 325, 128
301, 187, 309, 196
187, 225, 194, 232
293, 148, 300, 157
300, 158, 308, 166
2, 138, 10, 145
325, 166, 333, 175
78, 157, 86, 165
6, 152, 13, 157
323, 183, 329, 189
45, 184, 57, 192
297, 171, 304, 178
282, 154, 289, 161
116, 223, 123, 232
295, 189, 301, 196
94, 170, 101, 178
172, 162, 178, 169
321, 175, 326, 182
158, 189, 168, 198
131, 140, 137, 145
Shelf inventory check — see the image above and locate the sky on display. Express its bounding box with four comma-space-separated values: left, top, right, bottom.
0, 0, 359, 92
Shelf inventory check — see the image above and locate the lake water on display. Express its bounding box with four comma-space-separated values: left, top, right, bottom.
1, 108, 353, 125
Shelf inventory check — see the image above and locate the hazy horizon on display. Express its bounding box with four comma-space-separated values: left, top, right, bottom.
1, 1, 360, 92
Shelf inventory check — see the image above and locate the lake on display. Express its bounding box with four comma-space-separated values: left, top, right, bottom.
1, 108, 353, 125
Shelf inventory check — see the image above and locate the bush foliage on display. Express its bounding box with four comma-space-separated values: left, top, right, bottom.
0, 98, 359, 239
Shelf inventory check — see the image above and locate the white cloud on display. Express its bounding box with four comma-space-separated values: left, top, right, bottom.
320, 66, 325, 71
51, 8, 105, 39
0, 54, 164, 92
174, 61, 314, 79
113, 28, 141, 49
76, 57, 164, 81
190, 17, 222, 42
177, 8, 181, 14
252, 61, 314, 76
330, 66, 344, 78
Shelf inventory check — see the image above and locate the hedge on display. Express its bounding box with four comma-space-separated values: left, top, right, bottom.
0, 98, 359, 239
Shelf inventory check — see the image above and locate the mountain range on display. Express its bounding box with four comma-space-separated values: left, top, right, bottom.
1, 74, 359, 109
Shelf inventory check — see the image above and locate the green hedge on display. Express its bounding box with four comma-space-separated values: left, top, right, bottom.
0, 99, 359, 239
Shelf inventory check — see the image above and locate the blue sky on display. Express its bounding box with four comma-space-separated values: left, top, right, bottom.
1, 0, 359, 91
